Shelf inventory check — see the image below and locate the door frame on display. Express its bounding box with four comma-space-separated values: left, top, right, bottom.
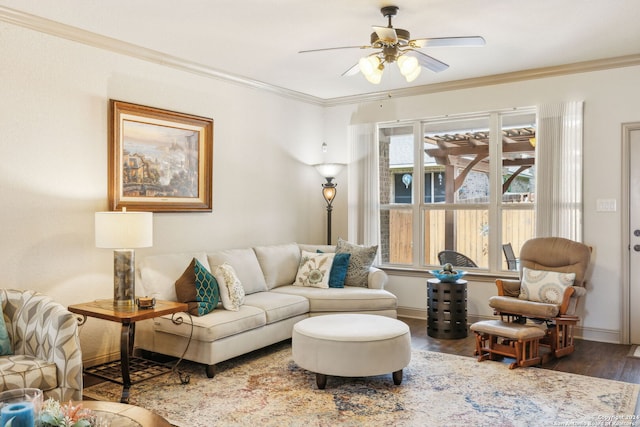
621, 122, 640, 345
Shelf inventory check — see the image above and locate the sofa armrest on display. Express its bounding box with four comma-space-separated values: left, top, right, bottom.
368, 267, 388, 289
3, 290, 83, 400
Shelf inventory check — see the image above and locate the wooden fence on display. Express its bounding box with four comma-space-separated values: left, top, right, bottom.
388, 209, 534, 268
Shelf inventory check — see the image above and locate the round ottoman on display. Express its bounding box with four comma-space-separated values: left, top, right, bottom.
292, 314, 411, 389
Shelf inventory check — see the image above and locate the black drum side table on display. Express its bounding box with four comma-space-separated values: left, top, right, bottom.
427, 278, 468, 339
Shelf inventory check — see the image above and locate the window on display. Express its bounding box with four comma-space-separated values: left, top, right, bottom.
378, 110, 536, 271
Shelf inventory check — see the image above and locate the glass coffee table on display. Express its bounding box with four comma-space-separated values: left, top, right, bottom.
78, 401, 171, 426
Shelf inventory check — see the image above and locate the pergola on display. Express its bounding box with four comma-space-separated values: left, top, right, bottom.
423, 127, 536, 251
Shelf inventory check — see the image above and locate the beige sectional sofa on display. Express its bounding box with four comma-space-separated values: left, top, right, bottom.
134, 242, 396, 377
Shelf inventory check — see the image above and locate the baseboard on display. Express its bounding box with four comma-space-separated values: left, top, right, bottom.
83, 351, 120, 368
397, 307, 621, 344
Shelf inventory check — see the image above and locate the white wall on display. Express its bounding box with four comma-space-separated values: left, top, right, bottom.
325, 66, 640, 343
0, 22, 334, 363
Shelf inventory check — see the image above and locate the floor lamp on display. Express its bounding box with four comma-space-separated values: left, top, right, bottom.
314, 163, 345, 245
95, 208, 153, 308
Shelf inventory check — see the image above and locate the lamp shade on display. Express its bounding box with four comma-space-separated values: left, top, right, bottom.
313, 163, 346, 179
95, 211, 153, 249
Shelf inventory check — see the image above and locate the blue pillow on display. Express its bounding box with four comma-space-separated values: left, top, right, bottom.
0, 304, 12, 355
317, 250, 351, 288
194, 259, 220, 316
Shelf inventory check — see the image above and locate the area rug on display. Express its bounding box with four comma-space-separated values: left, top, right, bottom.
84, 342, 639, 427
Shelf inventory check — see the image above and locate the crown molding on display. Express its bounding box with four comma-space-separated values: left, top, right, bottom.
0, 6, 325, 106
323, 54, 640, 107
2, 6, 640, 108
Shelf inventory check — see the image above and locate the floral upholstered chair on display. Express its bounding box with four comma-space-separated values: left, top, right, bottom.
0, 289, 83, 400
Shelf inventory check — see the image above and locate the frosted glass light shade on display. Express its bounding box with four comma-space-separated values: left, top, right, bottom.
397, 55, 421, 82
313, 163, 346, 179
95, 211, 153, 249
359, 56, 383, 84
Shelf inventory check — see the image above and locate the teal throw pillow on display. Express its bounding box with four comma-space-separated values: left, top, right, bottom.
194, 259, 220, 316
317, 250, 351, 288
0, 304, 11, 355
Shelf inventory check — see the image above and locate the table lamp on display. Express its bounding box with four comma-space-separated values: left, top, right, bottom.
95, 208, 153, 308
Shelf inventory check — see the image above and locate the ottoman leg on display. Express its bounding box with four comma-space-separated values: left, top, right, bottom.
392, 369, 403, 385
316, 373, 327, 390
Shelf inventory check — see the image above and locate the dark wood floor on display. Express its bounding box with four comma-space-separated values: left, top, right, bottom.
84, 316, 640, 398
402, 316, 640, 384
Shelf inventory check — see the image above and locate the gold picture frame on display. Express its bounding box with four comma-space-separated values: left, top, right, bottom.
108, 100, 213, 212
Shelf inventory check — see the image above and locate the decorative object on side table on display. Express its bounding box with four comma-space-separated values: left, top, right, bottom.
428, 263, 467, 283
0, 388, 42, 427
39, 399, 96, 427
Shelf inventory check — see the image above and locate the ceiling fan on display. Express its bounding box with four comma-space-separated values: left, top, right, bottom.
299, 5, 485, 84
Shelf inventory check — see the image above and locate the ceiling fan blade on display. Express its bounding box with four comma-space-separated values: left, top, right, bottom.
299, 45, 371, 53
373, 26, 397, 44
342, 63, 360, 77
409, 50, 449, 73
411, 36, 486, 48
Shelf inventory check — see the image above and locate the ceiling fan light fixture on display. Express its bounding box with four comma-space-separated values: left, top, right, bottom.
397, 55, 421, 82
359, 56, 383, 84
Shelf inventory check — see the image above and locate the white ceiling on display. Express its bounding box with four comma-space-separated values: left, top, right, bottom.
1, 0, 640, 101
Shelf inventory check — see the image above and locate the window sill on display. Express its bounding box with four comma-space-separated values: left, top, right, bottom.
378, 265, 518, 283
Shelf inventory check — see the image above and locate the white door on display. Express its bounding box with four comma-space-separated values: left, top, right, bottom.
629, 127, 640, 344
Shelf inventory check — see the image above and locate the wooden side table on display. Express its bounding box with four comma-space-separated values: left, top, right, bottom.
68, 299, 188, 404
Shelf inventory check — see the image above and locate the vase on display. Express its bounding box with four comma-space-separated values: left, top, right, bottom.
0, 388, 43, 427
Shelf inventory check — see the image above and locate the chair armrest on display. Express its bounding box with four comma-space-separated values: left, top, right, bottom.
496, 279, 521, 297
7, 291, 83, 400
367, 267, 388, 289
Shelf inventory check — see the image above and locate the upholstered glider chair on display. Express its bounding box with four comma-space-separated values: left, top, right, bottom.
0, 289, 83, 400
489, 237, 591, 360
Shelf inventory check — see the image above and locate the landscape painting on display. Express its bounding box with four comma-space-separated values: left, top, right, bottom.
108, 100, 213, 212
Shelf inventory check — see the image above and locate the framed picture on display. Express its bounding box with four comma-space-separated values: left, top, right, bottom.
108, 100, 213, 212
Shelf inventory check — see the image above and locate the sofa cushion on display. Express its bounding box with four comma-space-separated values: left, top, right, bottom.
212, 263, 245, 311
208, 249, 268, 295
295, 251, 335, 288
298, 244, 336, 253
243, 292, 309, 324
139, 252, 211, 301
154, 305, 266, 342
336, 238, 378, 287
272, 286, 397, 313
253, 243, 301, 290
175, 258, 221, 316
520, 267, 576, 304
0, 354, 57, 392
317, 251, 351, 288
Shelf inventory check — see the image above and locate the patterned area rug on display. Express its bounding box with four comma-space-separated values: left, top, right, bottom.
84, 341, 639, 427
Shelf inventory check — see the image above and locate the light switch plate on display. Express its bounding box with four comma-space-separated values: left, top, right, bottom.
596, 199, 617, 212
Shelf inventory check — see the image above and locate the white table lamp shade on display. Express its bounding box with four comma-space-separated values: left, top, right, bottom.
95, 211, 153, 249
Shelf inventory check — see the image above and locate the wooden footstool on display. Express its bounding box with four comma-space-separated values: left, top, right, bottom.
470, 319, 545, 369
292, 314, 411, 389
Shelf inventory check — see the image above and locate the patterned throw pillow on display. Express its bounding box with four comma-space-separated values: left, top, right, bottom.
175, 258, 220, 316
213, 263, 245, 311
317, 250, 351, 288
519, 267, 576, 304
295, 251, 335, 288
0, 304, 11, 356
336, 238, 378, 287
194, 259, 220, 315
